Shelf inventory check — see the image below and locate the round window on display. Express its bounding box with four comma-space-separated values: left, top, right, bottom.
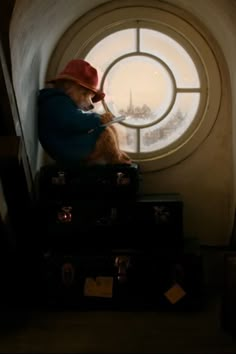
47, 2, 221, 171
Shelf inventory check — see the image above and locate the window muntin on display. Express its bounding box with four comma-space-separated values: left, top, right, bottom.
115, 125, 138, 154
140, 29, 200, 87
102, 55, 174, 126
140, 93, 200, 152
86, 27, 202, 157
85, 29, 136, 73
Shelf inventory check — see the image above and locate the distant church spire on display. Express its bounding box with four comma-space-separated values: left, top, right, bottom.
128, 89, 134, 114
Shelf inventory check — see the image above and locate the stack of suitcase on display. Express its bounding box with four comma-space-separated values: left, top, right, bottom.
33, 162, 204, 310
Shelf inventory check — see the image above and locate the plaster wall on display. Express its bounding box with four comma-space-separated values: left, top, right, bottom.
167, 0, 236, 201
9, 0, 110, 172
9, 0, 235, 245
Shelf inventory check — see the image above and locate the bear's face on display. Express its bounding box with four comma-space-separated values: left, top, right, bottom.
66, 83, 95, 111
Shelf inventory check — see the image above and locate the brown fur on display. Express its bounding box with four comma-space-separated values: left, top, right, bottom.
86, 121, 131, 165
51, 80, 131, 165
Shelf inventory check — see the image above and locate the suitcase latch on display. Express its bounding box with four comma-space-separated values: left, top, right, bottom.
57, 206, 72, 223
116, 172, 130, 186
62, 262, 75, 286
52, 171, 66, 185
115, 256, 130, 283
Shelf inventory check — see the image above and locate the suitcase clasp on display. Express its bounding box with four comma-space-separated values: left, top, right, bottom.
62, 262, 75, 286
52, 171, 66, 185
116, 172, 130, 186
57, 206, 72, 223
115, 256, 130, 283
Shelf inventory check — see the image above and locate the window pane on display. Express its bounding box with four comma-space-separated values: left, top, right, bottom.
117, 125, 138, 153
85, 29, 136, 78
140, 29, 200, 88
103, 55, 173, 124
140, 93, 200, 152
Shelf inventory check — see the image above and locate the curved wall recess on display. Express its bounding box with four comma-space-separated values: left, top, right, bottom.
10, 0, 234, 246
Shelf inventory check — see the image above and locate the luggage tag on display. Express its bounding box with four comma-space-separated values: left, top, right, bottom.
84, 276, 113, 298
164, 283, 186, 304
164, 264, 186, 304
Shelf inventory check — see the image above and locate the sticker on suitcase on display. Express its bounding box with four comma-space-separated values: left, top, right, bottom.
84, 276, 113, 298
164, 282, 186, 304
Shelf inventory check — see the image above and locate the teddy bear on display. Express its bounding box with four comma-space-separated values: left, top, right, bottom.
38, 59, 131, 166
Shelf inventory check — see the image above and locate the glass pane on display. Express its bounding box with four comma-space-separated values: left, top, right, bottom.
140, 93, 200, 152
140, 29, 200, 88
85, 29, 136, 80
116, 124, 138, 153
103, 55, 173, 125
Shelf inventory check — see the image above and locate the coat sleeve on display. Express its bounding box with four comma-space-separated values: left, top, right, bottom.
41, 94, 105, 134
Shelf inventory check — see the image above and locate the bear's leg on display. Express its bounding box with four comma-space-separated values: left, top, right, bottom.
87, 127, 131, 164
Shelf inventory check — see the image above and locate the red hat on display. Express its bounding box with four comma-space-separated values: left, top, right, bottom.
46, 59, 105, 103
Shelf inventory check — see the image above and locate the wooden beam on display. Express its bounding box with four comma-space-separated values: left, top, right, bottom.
0, 0, 16, 75
0, 37, 33, 194
0, 37, 21, 135
0, 135, 20, 166
0, 61, 16, 134
0, 136, 32, 238
0, 0, 16, 134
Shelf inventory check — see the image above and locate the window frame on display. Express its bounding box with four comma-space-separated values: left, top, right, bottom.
46, 0, 221, 172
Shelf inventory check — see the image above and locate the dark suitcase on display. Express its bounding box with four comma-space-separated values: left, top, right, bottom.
34, 194, 183, 251
35, 162, 140, 201
37, 249, 204, 311
221, 252, 236, 334
117, 194, 184, 248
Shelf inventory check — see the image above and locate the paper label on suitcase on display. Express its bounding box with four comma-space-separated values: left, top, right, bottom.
84, 276, 113, 298
164, 282, 186, 304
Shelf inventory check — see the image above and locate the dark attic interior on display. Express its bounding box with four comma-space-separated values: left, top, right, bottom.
1, 0, 236, 353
